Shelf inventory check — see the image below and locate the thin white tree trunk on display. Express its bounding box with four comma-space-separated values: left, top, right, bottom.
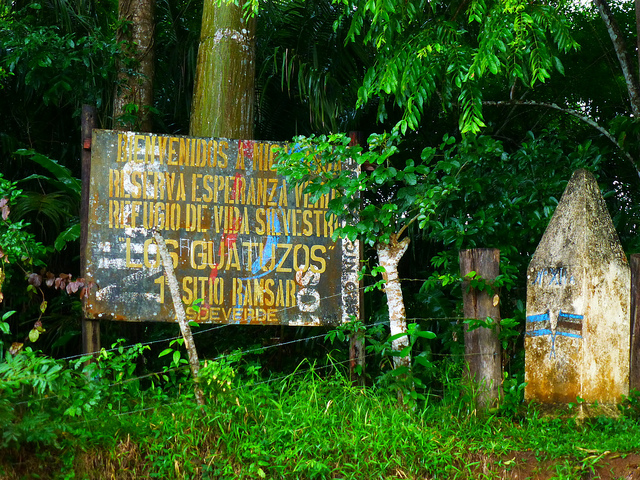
153, 231, 205, 406
376, 234, 410, 369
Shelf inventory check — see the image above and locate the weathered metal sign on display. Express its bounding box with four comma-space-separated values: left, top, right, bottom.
83, 130, 359, 326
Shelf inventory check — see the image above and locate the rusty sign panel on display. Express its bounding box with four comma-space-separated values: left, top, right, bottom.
83, 130, 359, 326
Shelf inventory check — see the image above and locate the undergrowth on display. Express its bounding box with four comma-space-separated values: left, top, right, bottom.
2, 346, 640, 479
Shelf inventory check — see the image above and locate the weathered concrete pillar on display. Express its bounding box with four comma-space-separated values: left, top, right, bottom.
525, 169, 630, 407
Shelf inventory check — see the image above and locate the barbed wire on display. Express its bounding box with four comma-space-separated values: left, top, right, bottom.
62, 353, 376, 428
54, 283, 369, 363
8, 314, 503, 413
9, 318, 387, 408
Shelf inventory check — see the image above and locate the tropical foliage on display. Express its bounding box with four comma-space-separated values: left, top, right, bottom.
2, 0, 640, 474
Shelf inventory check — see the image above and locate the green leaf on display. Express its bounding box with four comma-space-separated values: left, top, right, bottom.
29, 328, 40, 343
54, 224, 80, 251
553, 56, 565, 75
415, 330, 436, 339
158, 348, 172, 358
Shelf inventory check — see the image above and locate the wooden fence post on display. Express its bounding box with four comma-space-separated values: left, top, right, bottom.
80, 105, 100, 357
630, 254, 640, 392
459, 248, 502, 410
349, 131, 365, 386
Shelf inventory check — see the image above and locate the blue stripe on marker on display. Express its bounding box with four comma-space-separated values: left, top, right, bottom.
526, 329, 553, 336
556, 332, 582, 339
559, 311, 584, 320
526, 313, 549, 322
526, 329, 582, 339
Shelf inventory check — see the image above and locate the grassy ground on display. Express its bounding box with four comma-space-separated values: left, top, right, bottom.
2, 364, 640, 480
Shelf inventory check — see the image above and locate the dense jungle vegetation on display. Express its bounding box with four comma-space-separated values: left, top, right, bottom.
3, 0, 640, 477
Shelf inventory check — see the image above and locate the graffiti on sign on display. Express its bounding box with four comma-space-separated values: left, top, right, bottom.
83, 130, 359, 326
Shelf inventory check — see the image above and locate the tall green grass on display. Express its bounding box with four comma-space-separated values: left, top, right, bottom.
3, 348, 640, 479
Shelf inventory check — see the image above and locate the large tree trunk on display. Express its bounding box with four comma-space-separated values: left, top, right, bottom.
376, 234, 410, 369
592, 0, 640, 116
113, 0, 155, 132
190, 1, 256, 138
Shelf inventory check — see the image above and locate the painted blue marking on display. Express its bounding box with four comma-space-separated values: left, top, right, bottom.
526, 309, 584, 359
242, 206, 291, 281
527, 329, 581, 339
527, 329, 553, 336
556, 332, 582, 339
558, 311, 584, 320
527, 313, 549, 322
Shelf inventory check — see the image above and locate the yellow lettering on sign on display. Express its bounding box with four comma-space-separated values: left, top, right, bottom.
236, 142, 246, 170
226, 243, 241, 271
144, 135, 156, 164
287, 279, 296, 307
130, 171, 142, 199
158, 136, 169, 165
276, 244, 292, 273
125, 238, 142, 268
134, 135, 145, 163
185, 204, 197, 232
175, 173, 186, 201
302, 210, 313, 236
202, 175, 214, 202
310, 245, 327, 273
191, 174, 203, 202
207, 140, 218, 167
254, 143, 266, 171
263, 279, 275, 306
214, 175, 224, 203
182, 276, 194, 305
164, 239, 179, 267
116, 133, 126, 163
143, 238, 159, 268
232, 278, 243, 306
218, 141, 228, 168
278, 182, 288, 207
167, 137, 178, 166
154, 276, 165, 303
247, 178, 256, 205
255, 208, 265, 235
178, 138, 189, 166
130, 201, 142, 227
275, 280, 285, 306
109, 169, 120, 198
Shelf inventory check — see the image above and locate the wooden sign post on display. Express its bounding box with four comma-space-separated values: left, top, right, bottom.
460, 248, 502, 410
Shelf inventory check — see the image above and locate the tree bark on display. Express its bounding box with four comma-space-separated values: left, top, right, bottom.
113, 0, 155, 132
190, 1, 256, 139
592, 0, 640, 117
376, 234, 410, 369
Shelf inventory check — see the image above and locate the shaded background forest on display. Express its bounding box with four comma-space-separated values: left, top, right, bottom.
2, 0, 640, 388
